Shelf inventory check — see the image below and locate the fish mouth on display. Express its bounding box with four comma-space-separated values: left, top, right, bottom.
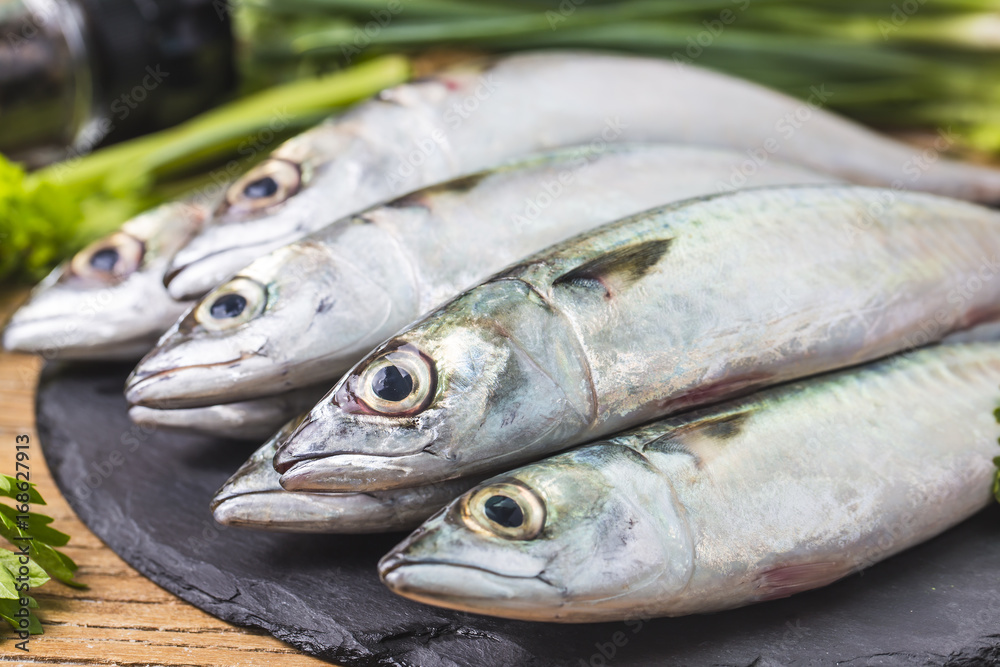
125, 351, 259, 408
276, 451, 450, 492
378, 558, 561, 612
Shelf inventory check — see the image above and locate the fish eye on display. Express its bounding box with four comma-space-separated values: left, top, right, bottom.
222, 159, 301, 215
484, 495, 523, 527
194, 277, 266, 331
463, 481, 545, 540
355, 344, 435, 416
210, 293, 247, 319
90, 248, 119, 272
372, 365, 413, 401
69, 232, 144, 282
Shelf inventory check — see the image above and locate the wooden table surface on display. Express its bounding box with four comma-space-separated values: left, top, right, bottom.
0, 288, 331, 666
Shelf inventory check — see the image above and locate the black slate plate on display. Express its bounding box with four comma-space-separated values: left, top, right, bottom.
36, 361, 1000, 667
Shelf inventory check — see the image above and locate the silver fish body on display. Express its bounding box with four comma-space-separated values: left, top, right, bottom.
3, 200, 208, 359
162, 51, 1000, 301
274, 186, 1000, 492
127, 384, 327, 440
127, 144, 837, 408
212, 417, 479, 533
379, 342, 1000, 622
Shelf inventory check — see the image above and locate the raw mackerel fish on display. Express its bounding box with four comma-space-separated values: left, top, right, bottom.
127, 144, 836, 408
273, 186, 1000, 492
380, 342, 1000, 622
162, 50, 1000, 301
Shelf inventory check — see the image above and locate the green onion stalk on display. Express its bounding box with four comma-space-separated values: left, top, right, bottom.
237, 0, 1000, 152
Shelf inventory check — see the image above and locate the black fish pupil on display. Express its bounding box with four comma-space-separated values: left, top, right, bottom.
244, 176, 278, 199
90, 248, 119, 272
372, 365, 413, 402
210, 293, 247, 319
484, 495, 524, 528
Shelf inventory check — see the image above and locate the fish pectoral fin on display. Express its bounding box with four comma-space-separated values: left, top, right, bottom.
552, 238, 672, 298
753, 561, 849, 601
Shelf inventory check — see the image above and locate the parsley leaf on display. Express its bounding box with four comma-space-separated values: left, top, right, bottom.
0, 480, 84, 635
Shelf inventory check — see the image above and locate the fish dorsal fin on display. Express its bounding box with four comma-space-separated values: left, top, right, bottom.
552, 238, 672, 297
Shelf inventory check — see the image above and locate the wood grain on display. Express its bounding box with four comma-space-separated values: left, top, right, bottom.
0, 288, 331, 666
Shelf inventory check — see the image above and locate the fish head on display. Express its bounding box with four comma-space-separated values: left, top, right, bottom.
379, 444, 694, 621
274, 279, 591, 492
3, 202, 206, 360
163, 127, 361, 300
128, 217, 416, 408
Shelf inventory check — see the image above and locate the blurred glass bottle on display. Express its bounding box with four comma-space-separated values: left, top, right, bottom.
0, 0, 235, 167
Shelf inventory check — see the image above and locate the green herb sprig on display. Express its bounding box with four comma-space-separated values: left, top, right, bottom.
993, 459, 999, 504
0, 474, 85, 635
